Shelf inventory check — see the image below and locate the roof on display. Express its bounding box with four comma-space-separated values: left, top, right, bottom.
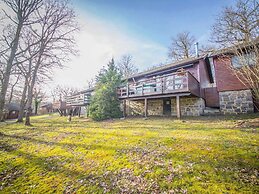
125, 39, 259, 80
40, 103, 52, 108
73, 87, 95, 96
4, 103, 20, 111
126, 56, 205, 80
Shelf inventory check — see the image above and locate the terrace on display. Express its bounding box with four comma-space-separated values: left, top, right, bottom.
117, 71, 200, 99
65, 90, 93, 107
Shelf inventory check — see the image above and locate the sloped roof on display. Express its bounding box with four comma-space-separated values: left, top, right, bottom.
125, 39, 258, 80
126, 56, 205, 80
5, 103, 20, 111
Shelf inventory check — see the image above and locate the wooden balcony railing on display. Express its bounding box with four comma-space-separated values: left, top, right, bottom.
65, 92, 91, 106
117, 71, 200, 98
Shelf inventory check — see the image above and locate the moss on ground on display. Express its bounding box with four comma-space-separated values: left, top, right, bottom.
0, 114, 258, 193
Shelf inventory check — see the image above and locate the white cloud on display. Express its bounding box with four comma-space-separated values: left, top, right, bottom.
50, 11, 167, 89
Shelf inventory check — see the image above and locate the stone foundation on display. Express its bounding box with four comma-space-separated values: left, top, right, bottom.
171, 97, 205, 116
147, 99, 163, 116
219, 90, 254, 114
125, 100, 145, 116
123, 96, 205, 117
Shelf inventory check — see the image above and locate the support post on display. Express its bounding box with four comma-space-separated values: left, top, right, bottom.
123, 100, 126, 118
78, 107, 81, 117
144, 98, 148, 118
176, 96, 181, 119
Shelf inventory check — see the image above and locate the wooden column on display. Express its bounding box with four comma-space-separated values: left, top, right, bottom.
123, 100, 127, 118
144, 98, 148, 118
176, 96, 181, 119
78, 107, 81, 117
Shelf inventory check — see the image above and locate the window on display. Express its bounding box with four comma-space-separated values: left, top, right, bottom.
231, 52, 256, 68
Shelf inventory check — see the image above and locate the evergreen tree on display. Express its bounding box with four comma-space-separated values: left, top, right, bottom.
89, 59, 122, 120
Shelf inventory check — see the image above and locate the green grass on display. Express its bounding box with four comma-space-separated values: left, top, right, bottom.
0, 114, 258, 193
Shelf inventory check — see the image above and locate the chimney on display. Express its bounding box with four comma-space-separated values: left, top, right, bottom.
194, 42, 199, 57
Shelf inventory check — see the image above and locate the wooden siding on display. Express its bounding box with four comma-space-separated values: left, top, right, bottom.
204, 87, 219, 107
213, 57, 248, 92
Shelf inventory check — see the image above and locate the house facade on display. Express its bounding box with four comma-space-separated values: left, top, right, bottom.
64, 48, 256, 118
117, 52, 255, 118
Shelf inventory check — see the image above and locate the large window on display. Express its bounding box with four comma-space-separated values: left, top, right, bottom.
231, 52, 256, 68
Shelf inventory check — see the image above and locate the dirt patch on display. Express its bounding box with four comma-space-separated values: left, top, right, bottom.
235, 118, 259, 129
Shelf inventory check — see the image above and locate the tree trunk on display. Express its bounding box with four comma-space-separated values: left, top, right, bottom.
17, 79, 28, 122
25, 83, 33, 126
8, 75, 20, 104
25, 49, 43, 126
0, 23, 23, 121
35, 101, 38, 115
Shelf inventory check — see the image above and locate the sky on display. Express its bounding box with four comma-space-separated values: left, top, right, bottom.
50, 0, 237, 90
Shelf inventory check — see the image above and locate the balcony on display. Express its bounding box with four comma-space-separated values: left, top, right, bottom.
118, 71, 200, 99
65, 92, 91, 106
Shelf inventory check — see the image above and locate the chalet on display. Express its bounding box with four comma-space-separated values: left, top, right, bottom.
65, 45, 257, 118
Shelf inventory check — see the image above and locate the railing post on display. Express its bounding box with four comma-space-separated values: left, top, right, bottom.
142, 83, 144, 96
186, 72, 189, 91
161, 78, 164, 94
127, 83, 129, 97
173, 75, 175, 90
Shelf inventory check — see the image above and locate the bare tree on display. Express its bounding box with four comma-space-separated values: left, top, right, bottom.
211, 0, 259, 110
168, 31, 196, 61
23, 0, 78, 126
211, 0, 258, 46
117, 55, 138, 78
85, 78, 95, 89
51, 85, 79, 102
219, 41, 259, 110
7, 74, 20, 103
0, 0, 43, 121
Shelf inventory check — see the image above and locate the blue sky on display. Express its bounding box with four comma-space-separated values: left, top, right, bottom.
52, 0, 237, 88
74, 0, 236, 45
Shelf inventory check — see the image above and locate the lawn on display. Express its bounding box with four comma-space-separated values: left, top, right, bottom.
0, 114, 258, 193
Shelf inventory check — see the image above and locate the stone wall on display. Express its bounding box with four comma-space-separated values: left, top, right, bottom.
123, 99, 163, 116
124, 100, 145, 116
123, 97, 205, 117
171, 97, 205, 116
147, 99, 163, 116
219, 89, 254, 114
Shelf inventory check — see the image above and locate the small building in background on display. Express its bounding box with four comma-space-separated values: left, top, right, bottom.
4, 103, 20, 120
39, 103, 53, 114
